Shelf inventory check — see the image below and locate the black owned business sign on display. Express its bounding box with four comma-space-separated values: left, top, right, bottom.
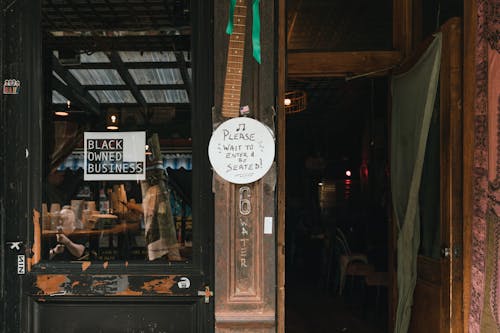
84, 132, 146, 181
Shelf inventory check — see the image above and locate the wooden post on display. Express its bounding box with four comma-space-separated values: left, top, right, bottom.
277, 0, 286, 332
463, 0, 477, 331
213, 0, 276, 332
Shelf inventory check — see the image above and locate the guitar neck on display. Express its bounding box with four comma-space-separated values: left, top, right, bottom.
222, 0, 247, 118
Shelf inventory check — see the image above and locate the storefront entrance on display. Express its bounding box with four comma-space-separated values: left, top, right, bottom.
1, 0, 214, 331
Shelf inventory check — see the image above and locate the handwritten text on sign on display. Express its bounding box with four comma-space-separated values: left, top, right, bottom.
208, 117, 274, 184
84, 131, 146, 181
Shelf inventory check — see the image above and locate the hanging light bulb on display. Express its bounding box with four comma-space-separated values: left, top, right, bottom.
145, 144, 152, 155
55, 100, 70, 116
106, 113, 119, 130
55, 110, 69, 116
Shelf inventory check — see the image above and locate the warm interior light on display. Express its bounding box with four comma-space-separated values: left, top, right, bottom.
106, 113, 119, 130
145, 144, 152, 155
284, 98, 292, 106
54, 111, 69, 116
66, 100, 71, 108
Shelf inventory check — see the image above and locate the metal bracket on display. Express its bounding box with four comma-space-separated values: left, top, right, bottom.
197, 286, 213, 304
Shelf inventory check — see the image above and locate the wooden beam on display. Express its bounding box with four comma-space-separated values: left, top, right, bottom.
287, 51, 402, 78
60, 62, 190, 70
44, 35, 190, 52
51, 56, 101, 115
51, 102, 188, 110
393, 0, 413, 56
463, 0, 476, 331
83, 84, 186, 91
51, 79, 101, 115
277, 0, 286, 332
174, 51, 191, 100
109, 51, 148, 107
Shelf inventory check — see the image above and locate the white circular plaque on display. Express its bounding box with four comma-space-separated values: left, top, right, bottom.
208, 117, 275, 184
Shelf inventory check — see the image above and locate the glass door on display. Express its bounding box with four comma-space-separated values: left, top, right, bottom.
8, 1, 214, 332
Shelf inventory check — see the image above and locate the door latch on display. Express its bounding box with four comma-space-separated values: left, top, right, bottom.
441, 247, 451, 258
197, 286, 214, 304
441, 246, 461, 259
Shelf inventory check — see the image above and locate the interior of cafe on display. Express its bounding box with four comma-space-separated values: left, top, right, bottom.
284, 77, 390, 333
40, 1, 194, 263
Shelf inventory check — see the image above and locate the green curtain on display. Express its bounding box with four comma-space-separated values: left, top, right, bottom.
391, 33, 442, 333
419, 95, 441, 259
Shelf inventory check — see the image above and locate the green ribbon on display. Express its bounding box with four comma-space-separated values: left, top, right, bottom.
226, 0, 261, 64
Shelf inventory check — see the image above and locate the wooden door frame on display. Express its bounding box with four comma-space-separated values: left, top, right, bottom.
462, 0, 476, 331
440, 18, 464, 333
277, 0, 286, 332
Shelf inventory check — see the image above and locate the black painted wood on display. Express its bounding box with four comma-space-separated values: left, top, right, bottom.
29, 297, 207, 333
2, 0, 43, 331
1, 0, 215, 331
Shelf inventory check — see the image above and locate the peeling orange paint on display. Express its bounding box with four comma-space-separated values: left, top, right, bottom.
81, 261, 91, 271
91, 280, 108, 287
36, 275, 67, 295
103, 261, 109, 269
141, 278, 175, 294
29, 209, 41, 272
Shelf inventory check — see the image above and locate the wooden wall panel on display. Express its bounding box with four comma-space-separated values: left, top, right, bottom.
277, 0, 286, 332
213, 0, 276, 332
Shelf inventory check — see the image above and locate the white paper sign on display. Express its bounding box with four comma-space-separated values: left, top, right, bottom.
208, 117, 274, 184
264, 217, 273, 235
17, 255, 25, 275
84, 131, 146, 181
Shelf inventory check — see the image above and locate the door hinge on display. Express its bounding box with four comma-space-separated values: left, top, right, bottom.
197, 286, 214, 304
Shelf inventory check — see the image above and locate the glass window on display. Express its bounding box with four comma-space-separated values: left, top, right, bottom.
41, 1, 193, 263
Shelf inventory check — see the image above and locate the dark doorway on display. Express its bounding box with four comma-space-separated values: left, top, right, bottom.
284, 77, 390, 333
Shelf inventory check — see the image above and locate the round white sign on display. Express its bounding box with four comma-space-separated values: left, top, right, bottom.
208, 117, 275, 184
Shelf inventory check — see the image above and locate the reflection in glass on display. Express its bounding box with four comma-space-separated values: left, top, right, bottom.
41, 1, 192, 262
